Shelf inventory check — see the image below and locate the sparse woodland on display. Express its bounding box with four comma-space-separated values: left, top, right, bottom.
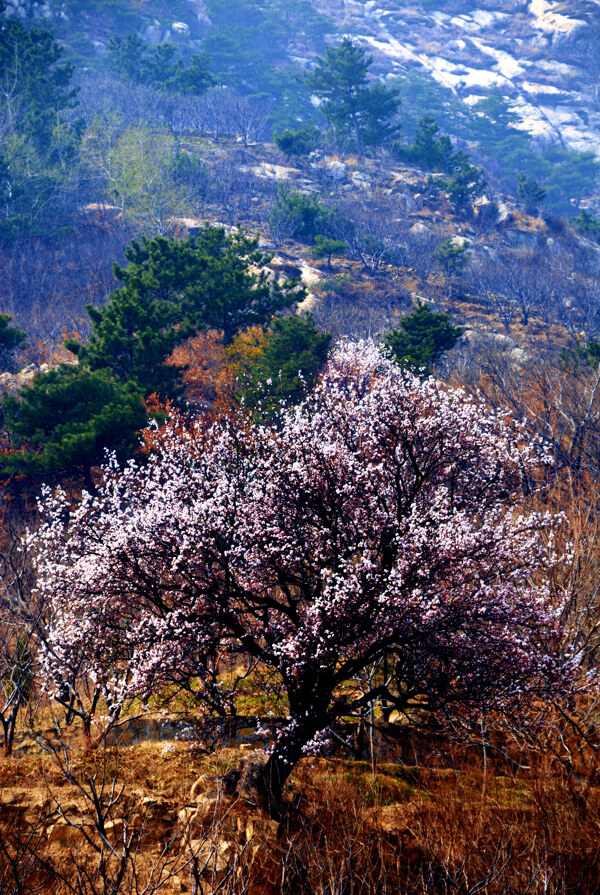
3, 2, 600, 893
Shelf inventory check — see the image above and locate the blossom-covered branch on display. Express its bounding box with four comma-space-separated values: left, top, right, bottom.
31, 340, 576, 809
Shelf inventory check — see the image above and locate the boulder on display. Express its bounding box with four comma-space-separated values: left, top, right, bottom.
396, 193, 417, 213
450, 235, 470, 248
296, 292, 319, 314
409, 222, 431, 239
190, 838, 236, 875
47, 819, 82, 844
190, 774, 219, 801
546, 236, 561, 255
496, 202, 512, 225
299, 261, 322, 288
267, 256, 302, 281
15, 365, 37, 388
325, 160, 347, 181
178, 805, 196, 827
194, 793, 221, 825
0, 373, 15, 393
504, 229, 540, 249
244, 815, 279, 843
252, 163, 300, 182
104, 818, 124, 839
237, 754, 269, 804
351, 171, 371, 190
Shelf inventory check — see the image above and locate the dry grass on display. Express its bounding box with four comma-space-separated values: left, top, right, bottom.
2, 734, 600, 894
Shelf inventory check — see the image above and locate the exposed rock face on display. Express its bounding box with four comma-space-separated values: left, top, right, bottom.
0, 362, 60, 396
410, 222, 431, 239
3, 0, 53, 18
309, 0, 600, 158
2, 0, 205, 49
9, 0, 599, 159
186, 0, 210, 25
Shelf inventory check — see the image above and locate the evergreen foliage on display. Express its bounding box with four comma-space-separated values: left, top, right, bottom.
434, 240, 472, 277
517, 172, 546, 215
439, 158, 486, 214
396, 116, 456, 172
0, 315, 26, 370
108, 36, 213, 94
0, 11, 79, 155
0, 7, 82, 239
393, 80, 597, 215
3, 228, 302, 477
559, 340, 600, 372
237, 315, 331, 415
312, 236, 347, 268
270, 188, 334, 241
571, 210, 600, 243
202, 0, 329, 130
274, 123, 320, 158
2, 367, 147, 476
384, 303, 462, 373
306, 38, 400, 150
68, 228, 302, 392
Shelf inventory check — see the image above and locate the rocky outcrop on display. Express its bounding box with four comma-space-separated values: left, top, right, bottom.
310, 0, 600, 159
0, 359, 78, 397
2, 0, 53, 19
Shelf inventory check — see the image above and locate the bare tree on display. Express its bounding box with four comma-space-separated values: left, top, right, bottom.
0, 516, 42, 758
335, 199, 403, 275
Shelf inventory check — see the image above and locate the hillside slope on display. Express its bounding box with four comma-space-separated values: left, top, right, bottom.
311, 0, 600, 157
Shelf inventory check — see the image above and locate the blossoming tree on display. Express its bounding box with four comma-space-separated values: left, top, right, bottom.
33, 341, 572, 811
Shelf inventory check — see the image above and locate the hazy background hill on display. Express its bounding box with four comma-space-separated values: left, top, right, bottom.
4, 0, 599, 212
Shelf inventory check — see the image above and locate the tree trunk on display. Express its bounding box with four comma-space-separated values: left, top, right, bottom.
251, 713, 329, 818
82, 717, 93, 754
1, 712, 17, 758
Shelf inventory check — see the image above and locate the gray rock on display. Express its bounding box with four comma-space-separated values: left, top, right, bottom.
351, 171, 371, 189
409, 222, 431, 239
450, 235, 470, 248
504, 229, 540, 249
496, 202, 512, 225
326, 160, 347, 181
396, 193, 417, 212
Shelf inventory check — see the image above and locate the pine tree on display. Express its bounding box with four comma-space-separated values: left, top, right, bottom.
312, 235, 347, 268
440, 158, 486, 214
67, 227, 303, 397
236, 314, 331, 415
384, 303, 462, 374
517, 172, 546, 215
306, 38, 400, 150
0, 315, 26, 371
108, 36, 213, 95
398, 116, 456, 172
0, 10, 79, 155
2, 229, 303, 478
2, 368, 147, 478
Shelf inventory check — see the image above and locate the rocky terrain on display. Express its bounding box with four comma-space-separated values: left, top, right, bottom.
312, 0, 600, 156
4, 0, 600, 161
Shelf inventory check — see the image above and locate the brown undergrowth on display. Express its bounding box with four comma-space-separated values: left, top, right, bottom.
1, 735, 600, 894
